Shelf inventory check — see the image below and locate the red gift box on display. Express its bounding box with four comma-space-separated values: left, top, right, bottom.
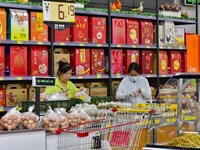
159, 51, 168, 74
112, 18, 126, 44
181, 51, 187, 72
89, 17, 106, 44
54, 28, 70, 42
70, 49, 90, 76
111, 49, 123, 74
71, 16, 88, 42
0, 46, 5, 76
126, 19, 139, 45
6, 46, 27, 76
0, 89, 6, 107
168, 51, 182, 74
140, 51, 153, 74
91, 49, 105, 75
123, 50, 139, 74
29, 46, 48, 76
140, 20, 154, 45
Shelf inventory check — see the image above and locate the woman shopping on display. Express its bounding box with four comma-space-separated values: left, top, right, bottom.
116, 62, 152, 107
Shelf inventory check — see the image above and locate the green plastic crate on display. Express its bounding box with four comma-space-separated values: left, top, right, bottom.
22, 97, 112, 112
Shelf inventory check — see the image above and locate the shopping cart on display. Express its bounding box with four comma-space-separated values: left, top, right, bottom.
56, 109, 154, 150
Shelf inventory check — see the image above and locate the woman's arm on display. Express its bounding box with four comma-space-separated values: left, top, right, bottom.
140, 78, 152, 101
116, 79, 131, 100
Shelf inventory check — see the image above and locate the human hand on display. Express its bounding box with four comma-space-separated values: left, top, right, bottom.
79, 87, 87, 92
137, 88, 142, 94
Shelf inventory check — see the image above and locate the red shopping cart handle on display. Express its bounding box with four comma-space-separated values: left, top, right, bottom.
111, 108, 155, 114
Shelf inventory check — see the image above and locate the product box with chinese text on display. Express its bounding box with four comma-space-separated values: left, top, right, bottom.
91, 49, 105, 75
126, 19, 139, 45
140, 51, 153, 74
112, 18, 126, 44
140, 20, 153, 45
111, 49, 123, 74
0, 8, 6, 40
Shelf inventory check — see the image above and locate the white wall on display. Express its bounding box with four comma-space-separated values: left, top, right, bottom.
174, 0, 200, 34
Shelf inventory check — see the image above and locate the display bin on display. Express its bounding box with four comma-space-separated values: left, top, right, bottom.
22, 97, 112, 112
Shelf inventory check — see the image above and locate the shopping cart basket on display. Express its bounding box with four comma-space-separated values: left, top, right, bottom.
56, 109, 154, 150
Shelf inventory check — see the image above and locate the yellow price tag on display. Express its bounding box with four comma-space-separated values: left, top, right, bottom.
179, 46, 183, 49
16, 77, 23, 80
0, 77, 4, 80
167, 46, 172, 49
161, 74, 166, 77
184, 116, 190, 121
18, 107, 22, 111
96, 73, 102, 78
79, 95, 85, 101
160, 46, 164, 49
172, 118, 176, 122
78, 76, 83, 79
191, 116, 196, 120
116, 73, 121, 78
155, 119, 160, 124
17, 41, 23, 44
0, 106, 4, 112
79, 43, 85, 46
147, 120, 152, 124
166, 118, 172, 123
147, 74, 151, 77
146, 45, 151, 48
37, 42, 43, 45
116, 44, 121, 48
132, 45, 137, 48
60, 42, 66, 46
97, 44, 102, 47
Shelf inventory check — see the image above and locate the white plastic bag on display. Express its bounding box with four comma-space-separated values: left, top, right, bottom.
21, 105, 39, 129
54, 108, 69, 128
1, 106, 21, 131
74, 90, 91, 103
48, 92, 68, 101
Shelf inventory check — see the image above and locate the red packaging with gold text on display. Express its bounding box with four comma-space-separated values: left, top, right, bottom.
181, 51, 187, 72
89, 17, 106, 44
5, 46, 27, 76
0, 46, 5, 76
123, 50, 139, 74
111, 49, 123, 74
112, 18, 126, 44
29, 46, 48, 76
91, 49, 105, 75
126, 19, 139, 44
158, 51, 168, 74
54, 28, 70, 42
140, 20, 154, 45
70, 49, 90, 76
71, 16, 88, 42
0, 88, 6, 107
168, 51, 182, 74
140, 51, 153, 74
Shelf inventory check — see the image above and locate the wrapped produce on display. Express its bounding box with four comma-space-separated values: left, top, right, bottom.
21, 105, 39, 129
1, 106, 21, 131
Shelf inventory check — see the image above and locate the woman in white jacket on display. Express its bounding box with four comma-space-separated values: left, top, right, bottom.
116, 62, 152, 108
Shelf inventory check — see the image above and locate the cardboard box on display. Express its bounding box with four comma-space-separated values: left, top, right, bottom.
0, 8, 6, 40
74, 83, 89, 95
5, 46, 27, 76
89, 82, 107, 97
112, 81, 120, 101
140, 51, 153, 74
174, 27, 185, 46
6, 84, 27, 107
54, 28, 70, 42
140, 20, 154, 45
126, 19, 139, 44
89, 17, 106, 44
0, 88, 6, 107
111, 49, 123, 74
54, 48, 70, 76
112, 18, 126, 44
181, 51, 187, 72
163, 21, 175, 45
91, 49, 105, 75
159, 25, 165, 46
168, 51, 182, 74
7, 9, 29, 41
70, 49, 90, 76
71, 16, 88, 42
153, 51, 168, 74
29, 46, 48, 76
0, 46, 5, 76
123, 50, 139, 74
30, 12, 48, 41
28, 86, 45, 100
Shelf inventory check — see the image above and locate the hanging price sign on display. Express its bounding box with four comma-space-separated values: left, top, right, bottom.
43, 0, 75, 30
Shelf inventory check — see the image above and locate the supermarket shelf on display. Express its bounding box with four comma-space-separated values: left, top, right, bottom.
54, 42, 108, 48
159, 45, 187, 50
0, 40, 51, 46
111, 44, 157, 49
111, 74, 158, 79
76, 10, 108, 16
159, 17, 196, 24
159, 74, 174, 78
0, 106, 22, 112
0, 2, 42, 10
111, 13, 156, 20
0, 76, 32, 81
71, 74, 109, 80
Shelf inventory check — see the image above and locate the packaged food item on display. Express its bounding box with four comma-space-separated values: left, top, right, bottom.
163, 21, 175, 45
126, 19, 139, 44
111, 49, 123, 74
54, 28, 70, 42
74, 89, 91, 103
0, 8, 6, 40
54, 108, 69, 128
91, 49, 105, 75
168, 51, 182, 74
1, 106, 21, 131
140, 51, 153, 74
21, 105, 39, 129
112, 18, 126, 44
68, 110, 91, 126
0, 46, 5, 76
140, 20, 154, 45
